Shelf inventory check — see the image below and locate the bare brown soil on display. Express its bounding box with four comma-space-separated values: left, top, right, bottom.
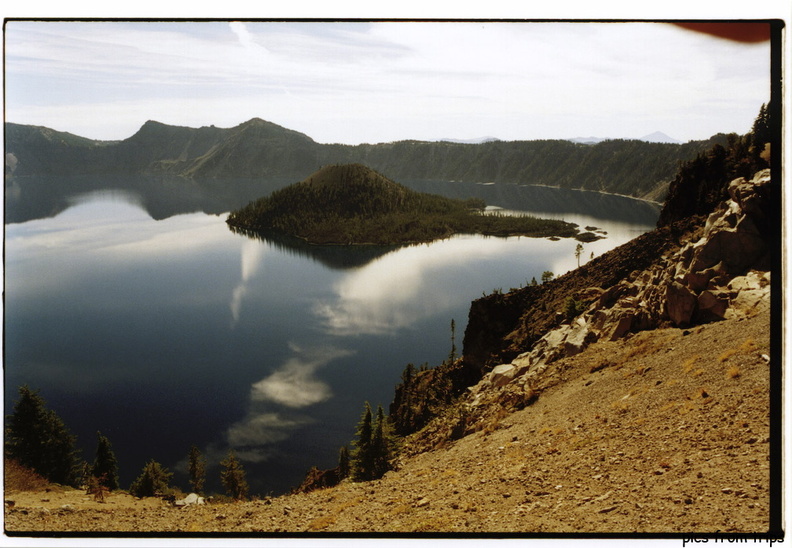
4, 308, 773, 535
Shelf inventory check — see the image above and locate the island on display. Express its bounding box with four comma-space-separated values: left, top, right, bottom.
226, 163, 585, 246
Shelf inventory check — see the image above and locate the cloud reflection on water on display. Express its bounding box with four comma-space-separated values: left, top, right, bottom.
313, 235, 527, 336
250, 343, 354, 408
230, 239, 269, 325
222, 342, 354, 464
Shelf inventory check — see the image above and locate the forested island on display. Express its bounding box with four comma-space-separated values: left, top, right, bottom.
226, 164, 584, 245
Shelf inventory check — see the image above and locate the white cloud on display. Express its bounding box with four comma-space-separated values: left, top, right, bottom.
4, 20, 772, 144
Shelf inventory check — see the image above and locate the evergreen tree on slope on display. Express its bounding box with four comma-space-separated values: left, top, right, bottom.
5, 385, 83, 487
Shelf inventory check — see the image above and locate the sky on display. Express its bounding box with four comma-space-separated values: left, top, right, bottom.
3, 19, 774, 145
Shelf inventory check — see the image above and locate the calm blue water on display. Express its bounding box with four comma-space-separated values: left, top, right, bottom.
3, 182, 659, 495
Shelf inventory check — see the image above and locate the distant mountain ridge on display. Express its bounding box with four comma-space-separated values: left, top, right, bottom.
5, 119, 726, 202
568, 131, 681, 145
639, 131, 681, 144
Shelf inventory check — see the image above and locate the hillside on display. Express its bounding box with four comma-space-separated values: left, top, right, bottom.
226, 163, 582, 245
5, 119, 727, 201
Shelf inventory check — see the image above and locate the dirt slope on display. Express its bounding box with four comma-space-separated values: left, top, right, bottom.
5, 307, 772, 535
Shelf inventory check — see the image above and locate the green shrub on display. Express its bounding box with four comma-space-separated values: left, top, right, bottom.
564, 296, 587, 321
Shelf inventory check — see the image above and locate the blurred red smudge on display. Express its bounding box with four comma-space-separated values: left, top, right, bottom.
673, 23, 771, 43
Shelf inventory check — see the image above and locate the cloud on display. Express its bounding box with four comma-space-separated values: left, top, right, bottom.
229, 22, 256, 48
250, 343, 353, 408
4, 21, 771, 144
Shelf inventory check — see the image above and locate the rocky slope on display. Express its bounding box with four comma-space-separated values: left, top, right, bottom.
4, 169, 777, 535
465, 170, 773, 400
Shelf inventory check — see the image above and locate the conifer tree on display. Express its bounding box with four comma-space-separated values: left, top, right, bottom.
188, 445, 207, 494
91, 431, 119, 491
220, 450, 249, 501
338, 445, 350, 479
351, 402, 374, 481
351, 402, 395, 481
371, 405, 394, 479
5, 386, 83, 487
751, 102, 772, 166
129, 460, 172, 497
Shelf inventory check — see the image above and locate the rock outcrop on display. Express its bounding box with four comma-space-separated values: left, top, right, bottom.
466, 169, 772, 410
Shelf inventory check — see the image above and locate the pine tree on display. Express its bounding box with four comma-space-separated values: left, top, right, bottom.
371, 405, 394, 479
351, 402, 374, 481
750, 102, 772, 167
91, 431, 119, 491
129, 460, 172, 498
5, 386, 83, 487
188, 445, 207, 494
338, 445, 350, 479
220, 450, 249, 501
351, 402, 395, 481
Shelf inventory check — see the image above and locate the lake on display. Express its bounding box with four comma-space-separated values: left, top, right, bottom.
3, 178, 660, 495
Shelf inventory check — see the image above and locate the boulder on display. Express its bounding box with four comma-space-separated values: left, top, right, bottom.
684, 270, 712, 293
576, 287, 605, 302
665, 281, 697, 327
489, 364, 518, 388
728, 270, 769, 293
604, 313, 634, 341
726, 286, 770, 319
174, 493, 205, 507
696, 290, 729, 323
563, 322, 595, 357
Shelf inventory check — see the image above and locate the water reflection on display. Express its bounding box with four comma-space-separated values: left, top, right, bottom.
228, 225, 397, 270
5, 186, 660, 496
313, 235, 550, 336
230, 239, 269, 325
222, 343, 354, 466
406, 180, 662, 225
250, 343, 353, 408
5, 174, 287, 224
